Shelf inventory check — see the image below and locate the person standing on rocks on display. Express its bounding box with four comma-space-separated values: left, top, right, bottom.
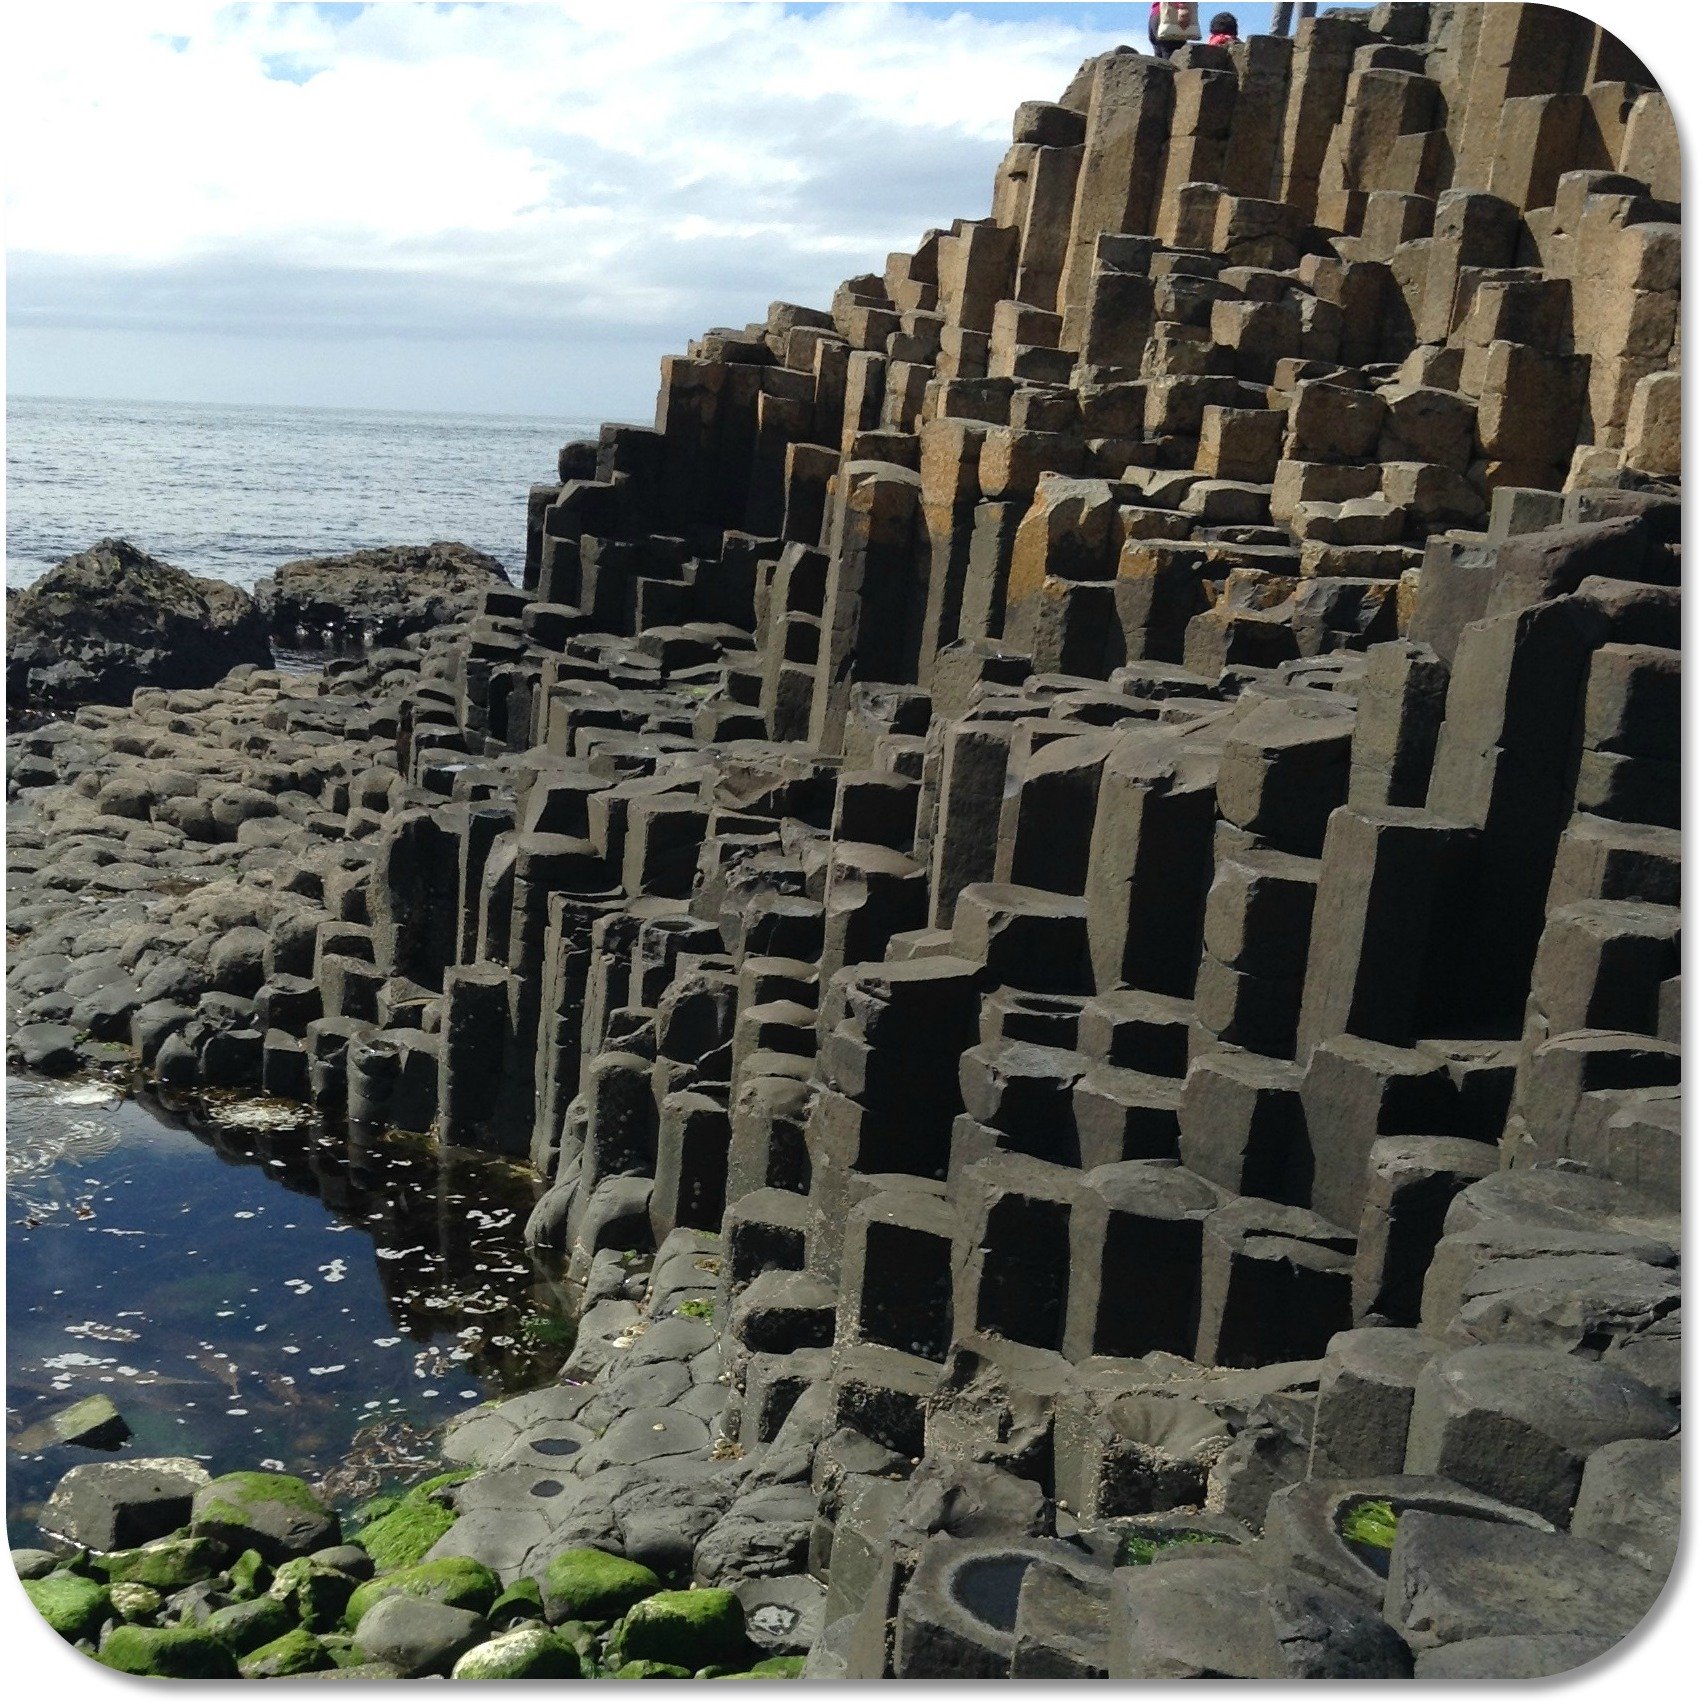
1152, 2, 1201, 58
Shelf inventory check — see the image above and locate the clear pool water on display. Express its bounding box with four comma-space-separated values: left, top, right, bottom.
6, 1074, 574, 1544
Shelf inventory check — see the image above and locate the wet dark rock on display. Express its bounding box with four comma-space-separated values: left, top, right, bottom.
694, 1484, 817, 1583
310, 1543, 377, 1581
734, 1572, 827, 1657
11, 1548, 59, 1581
3, 19, 1688, 1689
7, 1021, 84, 1075
40, 1457, 212, 1551
1412, 1633, 1620, 1679
190, 1470, 341, 1565
29, 1393, 132, 1451
352, 1593, 492, 1676
254, 541, 510, 649
1384, 1511, 1666, 1651
7, 539, 270, 714
1109, 1550, 1414, 1679
1570, 1435, 1681, 1577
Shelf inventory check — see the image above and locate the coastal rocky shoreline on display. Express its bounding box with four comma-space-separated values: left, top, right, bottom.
7, 1, 1683, 1683
6, 538, 512, 722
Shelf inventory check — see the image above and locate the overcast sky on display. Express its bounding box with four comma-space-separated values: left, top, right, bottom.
10, 0, 1655, 424
6, 0, 1203, 421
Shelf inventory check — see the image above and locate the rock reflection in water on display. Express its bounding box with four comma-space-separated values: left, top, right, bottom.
5, 1074, 575, 1543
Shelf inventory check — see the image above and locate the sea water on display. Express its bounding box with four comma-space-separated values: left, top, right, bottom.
4, 393, 610, 1536
5, 393, 603, 591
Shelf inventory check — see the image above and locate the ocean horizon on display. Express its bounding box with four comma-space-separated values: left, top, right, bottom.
5, 393, 625, 594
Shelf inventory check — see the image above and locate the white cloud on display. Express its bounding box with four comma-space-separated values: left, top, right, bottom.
2, 1, 1121, 411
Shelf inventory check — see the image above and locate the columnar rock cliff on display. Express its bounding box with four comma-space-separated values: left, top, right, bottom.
8, 1, 1680, 1680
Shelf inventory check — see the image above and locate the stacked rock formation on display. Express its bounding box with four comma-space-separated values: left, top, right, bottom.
7, 2, 1680, 1682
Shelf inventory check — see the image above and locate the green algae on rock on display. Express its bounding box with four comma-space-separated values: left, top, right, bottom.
239, 1627, 339, 1678
745, 1655, 807, 1678
23, 1571, 111, 1643
99, 1621, 241, 1679
1117, 1528, 1238, 1567
191, 1469, 339, 1563
1340, 1498, 1401, 1551
97, 1533, 225, 1590
701, 1656, 805, 1680
350, 1476, 466, 1571
613, 1588, 749, 1673
203, 1593, 298, 1657
541, 1547, 662, 1624
269, 1555, 360, 1630
345, 1555, 502, 1628
24, 1393, 133, 1451
227, 1547, 272, 1599
106, 1580, 166, 1624
488, 1575, 547, 1627
451, 1624, 585, 1679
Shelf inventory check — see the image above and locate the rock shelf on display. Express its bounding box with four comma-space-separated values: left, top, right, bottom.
7, 1, 1681, 1681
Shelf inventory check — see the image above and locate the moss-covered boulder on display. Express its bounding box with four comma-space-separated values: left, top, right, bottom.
355, 1507, 456, 1573
320, 1634, 364, 1668
451, 1625, 585, 1679
613, 1588, 748, 1672
554, 1618, 605, 1674
612, 1660, 694, 1679
98, 1533, 225, 1590
191, 1471, 339, 1564
99, 1622, 241, 1679
488, 1576, 546, 1627
107, 1581, 166, 1624
42, 1394, 132, 1450
351, 1490, 457, 1572
239, 1628, 338, 1678
746, 1655, 806, 1677
204, 1592, 297, 1656
541, 1547, 661, 1624
23, 1571, 110, 1642
227, 1547, 271, 1599
345, 1555, 502, 1628
270, 1555, 359, 1630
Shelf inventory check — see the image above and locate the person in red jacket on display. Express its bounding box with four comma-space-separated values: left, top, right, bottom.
1208, 11, 1240, 44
